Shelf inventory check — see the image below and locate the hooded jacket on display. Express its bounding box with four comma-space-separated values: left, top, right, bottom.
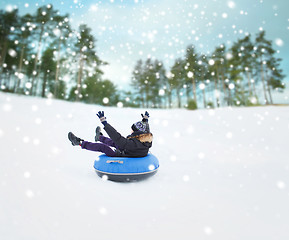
104, 123, 153, 157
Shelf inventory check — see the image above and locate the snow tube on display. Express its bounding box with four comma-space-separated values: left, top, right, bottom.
94, 153, 159, 182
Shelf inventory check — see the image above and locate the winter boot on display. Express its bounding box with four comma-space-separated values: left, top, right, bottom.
68, 132, 84, 146
95, 126, 103, 142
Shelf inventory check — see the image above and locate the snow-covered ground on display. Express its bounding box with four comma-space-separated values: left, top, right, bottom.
1, 92, 289, 240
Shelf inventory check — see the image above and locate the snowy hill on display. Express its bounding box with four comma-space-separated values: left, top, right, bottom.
1, 92, 289, 240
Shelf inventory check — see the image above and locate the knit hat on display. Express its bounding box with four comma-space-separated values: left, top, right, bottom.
131, 121, 150, 133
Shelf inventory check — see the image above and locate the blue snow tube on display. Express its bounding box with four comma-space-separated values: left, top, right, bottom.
94, 153, 159, 182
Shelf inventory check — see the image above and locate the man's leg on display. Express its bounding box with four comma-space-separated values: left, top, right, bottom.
99, 136, 119, 148
81, 141, 116, 157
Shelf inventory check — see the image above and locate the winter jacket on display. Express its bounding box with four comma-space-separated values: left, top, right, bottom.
104, 123, 153, 157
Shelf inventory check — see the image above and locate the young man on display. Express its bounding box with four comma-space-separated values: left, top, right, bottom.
68, 111, 153, 157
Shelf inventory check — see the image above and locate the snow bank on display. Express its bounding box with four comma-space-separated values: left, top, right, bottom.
1, 92, 289, 240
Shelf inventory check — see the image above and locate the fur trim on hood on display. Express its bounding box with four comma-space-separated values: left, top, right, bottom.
127, 132, 153, 143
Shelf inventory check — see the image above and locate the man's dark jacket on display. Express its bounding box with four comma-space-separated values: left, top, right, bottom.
104, 123, 153, 157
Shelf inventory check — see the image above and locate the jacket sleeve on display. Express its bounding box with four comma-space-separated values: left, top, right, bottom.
103, 123, 135, 149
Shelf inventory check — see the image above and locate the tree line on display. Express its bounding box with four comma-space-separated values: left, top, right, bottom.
131, 33, 286, 109
0, 5, 119, 105
0, 4, 286, 109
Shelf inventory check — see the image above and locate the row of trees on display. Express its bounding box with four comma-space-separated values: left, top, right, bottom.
130, 32, 286, 109
0, 5, 120, 105
0, 4, 286, 109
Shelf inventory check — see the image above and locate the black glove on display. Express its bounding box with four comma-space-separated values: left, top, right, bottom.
96, 111, 107, 126
141, 111, 150, 122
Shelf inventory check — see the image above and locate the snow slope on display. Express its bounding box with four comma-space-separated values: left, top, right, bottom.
1, 92, 289, 240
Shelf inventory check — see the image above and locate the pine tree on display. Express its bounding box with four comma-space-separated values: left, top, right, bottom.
143, 58, 155, 107
254, 30, 278, 104
210, 44, 229, 106
228, 39, 248, 106
0, 9, 19, 90
170, 58, 186, 108
30, 4, 58, 95
40, 47, 56, 97
74, 24, 102, 101
154, 60, 167, 108
198, 54, 210, 108
82, 74, 118, 105
148, 59, 166, 108
184, 44, 199, 108
0, 9, 18, 72
265, 56, 285, 104
131, 59, 145, 107
52, 14, 72, 98
14, 13, 34, 93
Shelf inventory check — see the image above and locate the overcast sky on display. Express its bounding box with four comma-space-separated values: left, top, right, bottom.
1, 0, 289, 102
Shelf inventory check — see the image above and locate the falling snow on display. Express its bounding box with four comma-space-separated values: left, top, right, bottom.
1, 92, 289, 239
0, 0, 289, 238
1, 0, 282, 91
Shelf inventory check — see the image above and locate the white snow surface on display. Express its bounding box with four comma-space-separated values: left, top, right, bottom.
1, 92, 289, 240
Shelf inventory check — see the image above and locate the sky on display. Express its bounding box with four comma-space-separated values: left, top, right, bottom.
1, 0, 289, 102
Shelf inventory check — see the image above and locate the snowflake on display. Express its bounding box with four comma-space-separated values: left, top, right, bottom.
103, 97, 109, 104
